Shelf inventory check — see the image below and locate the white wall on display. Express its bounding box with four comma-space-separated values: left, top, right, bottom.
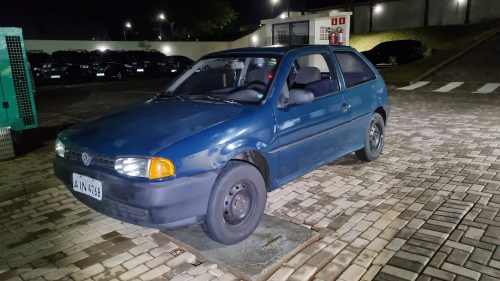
25, 40, 230, 60
230, 27, 267, 48
24, 27, 272, 60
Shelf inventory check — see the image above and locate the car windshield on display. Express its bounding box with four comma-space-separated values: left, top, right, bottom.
160, 56, 280, 104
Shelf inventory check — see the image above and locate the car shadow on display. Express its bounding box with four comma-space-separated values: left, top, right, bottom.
13, 123, 75, 156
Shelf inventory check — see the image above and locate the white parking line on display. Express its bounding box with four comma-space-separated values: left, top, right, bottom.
473, 83, 500, 94
433, 82, 465, 93
398, 81, 430, 91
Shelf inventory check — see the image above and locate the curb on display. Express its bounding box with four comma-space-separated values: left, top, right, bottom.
410, 30, 499, 84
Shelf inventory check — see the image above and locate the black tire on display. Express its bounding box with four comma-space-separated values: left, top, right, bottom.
203, 161, 266, 245
355, 113, 385, 162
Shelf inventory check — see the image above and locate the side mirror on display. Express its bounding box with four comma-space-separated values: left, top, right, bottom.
287, 89, 314, 107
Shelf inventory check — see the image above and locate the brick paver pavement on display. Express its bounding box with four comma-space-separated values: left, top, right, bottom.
1, 91, 500, 281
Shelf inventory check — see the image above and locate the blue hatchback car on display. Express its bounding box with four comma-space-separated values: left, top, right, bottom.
54, 45, 389, 244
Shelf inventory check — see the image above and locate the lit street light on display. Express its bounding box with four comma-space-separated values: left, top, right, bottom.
158, 13, 165, 41
270, 0, 289, 19
123, 21, 132, 41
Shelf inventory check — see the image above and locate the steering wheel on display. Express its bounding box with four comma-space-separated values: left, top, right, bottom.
246, 80, 267, 93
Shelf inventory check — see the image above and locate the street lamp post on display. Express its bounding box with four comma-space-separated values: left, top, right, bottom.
158, 13, 165, 40
123, 21, 132, 41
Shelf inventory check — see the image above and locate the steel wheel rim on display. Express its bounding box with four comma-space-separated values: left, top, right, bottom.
223, 183, 252, 225
369, 121, 383, 153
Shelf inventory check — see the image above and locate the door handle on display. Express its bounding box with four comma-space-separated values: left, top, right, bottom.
2, 102, 8, 109
340, 103, 351, 112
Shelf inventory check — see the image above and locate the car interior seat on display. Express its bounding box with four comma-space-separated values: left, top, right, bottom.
293, 66, 338, 97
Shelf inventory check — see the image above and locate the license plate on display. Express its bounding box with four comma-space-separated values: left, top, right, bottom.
171, 69, 178, 73
96, 73, 105, 77
51, 75, 61, 79
136, 68, 144, 72
72, 173, 102, 201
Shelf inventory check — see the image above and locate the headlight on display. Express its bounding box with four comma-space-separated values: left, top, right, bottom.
114, 157, 175, 179
55, 140, 65, 158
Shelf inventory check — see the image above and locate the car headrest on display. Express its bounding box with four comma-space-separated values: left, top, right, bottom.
295, 67, 321, 85
247, 68, 268, 84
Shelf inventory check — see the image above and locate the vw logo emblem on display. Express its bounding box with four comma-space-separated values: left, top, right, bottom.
81, 152, 92, 166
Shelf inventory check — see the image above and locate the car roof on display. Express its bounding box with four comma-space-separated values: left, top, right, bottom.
204, 45, 354, 58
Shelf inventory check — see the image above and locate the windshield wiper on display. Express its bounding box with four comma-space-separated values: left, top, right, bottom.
156, 94, 241, 105
154, 95, 186, 101
199, 95, 241, 105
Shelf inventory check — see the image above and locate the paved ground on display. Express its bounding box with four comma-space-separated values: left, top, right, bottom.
1, 42, 500, 280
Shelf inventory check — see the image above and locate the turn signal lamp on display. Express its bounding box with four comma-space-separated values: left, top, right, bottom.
149, 157, 175, 180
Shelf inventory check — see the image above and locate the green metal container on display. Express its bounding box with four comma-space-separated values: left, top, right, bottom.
0, 27, 37, 160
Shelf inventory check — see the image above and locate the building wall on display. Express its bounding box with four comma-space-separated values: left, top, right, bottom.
470, 0, 500, 23
353, 5, 371, 34
25, 27, 271, 60
352, 0, 498, 34
24, 40, 231, 60
230, 27, 267, 48
429, 0, 467, 26
372, 0, 426, 31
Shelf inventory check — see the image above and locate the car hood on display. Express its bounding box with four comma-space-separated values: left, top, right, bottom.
61, 100, 245, 156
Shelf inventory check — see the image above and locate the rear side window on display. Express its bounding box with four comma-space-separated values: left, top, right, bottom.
286, 53, 340, 98
335, 52, 376, 88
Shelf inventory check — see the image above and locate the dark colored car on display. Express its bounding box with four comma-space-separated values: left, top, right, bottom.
128, 50, 169, 78
361, 40, 425, 66
26, 51, 53, 84
54, 45, 389, 244
50, 50, 94, 82
166, 55, 194, 75
91, 50, 136, 80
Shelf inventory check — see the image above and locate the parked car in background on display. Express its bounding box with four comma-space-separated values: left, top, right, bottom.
91, 50, 136, 80
26, 51, 53, 84
51, 50, 94, 82
166, 55, 194, 75
361, 40, 425, 66
128, 50, 169, 78
54, 45, 389, 244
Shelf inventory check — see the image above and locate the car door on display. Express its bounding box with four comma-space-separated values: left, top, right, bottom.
334, 51, 381, 153
273, 52, 351, 183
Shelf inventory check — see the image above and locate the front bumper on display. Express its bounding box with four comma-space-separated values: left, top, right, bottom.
54, 157, 218, 229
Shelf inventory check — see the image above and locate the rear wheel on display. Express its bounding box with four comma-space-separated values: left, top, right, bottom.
355, 113, 385, 162
203, 161, 266, 245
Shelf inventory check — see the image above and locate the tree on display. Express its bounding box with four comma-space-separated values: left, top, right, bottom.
167, 0, 237, 40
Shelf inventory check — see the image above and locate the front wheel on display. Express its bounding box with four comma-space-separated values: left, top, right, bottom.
355, 113, 385, 162
203, 161, 266, 245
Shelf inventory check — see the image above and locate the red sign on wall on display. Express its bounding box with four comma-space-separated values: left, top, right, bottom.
331, 17, 346, 26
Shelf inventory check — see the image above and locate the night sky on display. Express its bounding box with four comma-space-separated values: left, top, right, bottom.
0, 0, 356, 40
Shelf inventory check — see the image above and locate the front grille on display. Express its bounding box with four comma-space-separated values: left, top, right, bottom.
0, 127, 15, 161
65, 146, 115, 169
5, 36, 36, 127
